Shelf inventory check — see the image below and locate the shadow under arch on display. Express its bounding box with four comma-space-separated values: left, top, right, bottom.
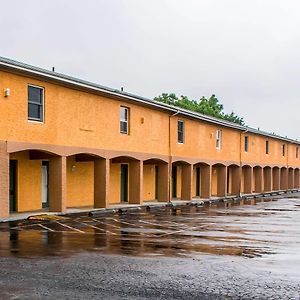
143, 158, 169, 203
211, 163, 227, 197
272, 166, 280, 191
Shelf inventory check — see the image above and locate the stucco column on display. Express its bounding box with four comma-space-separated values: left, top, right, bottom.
243, 166, 252, 194
280, 168, 288, 190
288, 169, 294, 189
217, 166, 227, 197
129, 160, 143, 204
157, 163, 169, 202
263, 168, 272, 192
231, 166, 240, 195
181, 164, 193, 200
94, 158, 110, 208
0, 142, 9, 219
200, 165, 211, 199
49, 156, 67, 212
254, 167, 263, 193
272, 168, 280, 191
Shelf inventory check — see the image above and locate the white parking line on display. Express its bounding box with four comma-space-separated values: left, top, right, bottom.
38, 224, 55, 232
91, 219, 121, 229
55, 221, 85, 233
74, 220, 117, 235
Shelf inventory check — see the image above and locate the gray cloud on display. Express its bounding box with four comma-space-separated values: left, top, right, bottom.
1, 0, 300, 139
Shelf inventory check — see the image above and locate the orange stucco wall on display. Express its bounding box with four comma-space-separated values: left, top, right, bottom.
1, 69, 300, 213
10, 151, 42, 212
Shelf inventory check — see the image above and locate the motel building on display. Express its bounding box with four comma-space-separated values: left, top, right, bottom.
0, 56, 299, 220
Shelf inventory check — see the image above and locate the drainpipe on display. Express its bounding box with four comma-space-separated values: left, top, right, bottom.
240, 129, 248, 197
168, 110, 180, 202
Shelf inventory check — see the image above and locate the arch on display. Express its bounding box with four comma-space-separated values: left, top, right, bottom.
294, 168, 300, 188
227, 164, 240, 195
272, 166, 280, 191
193, 162, 211, 199
111, 155, 139, 163
211, 163, 226, 197
280, 167, 288, 190
263, 166, 272, 192
143, 158, 169, 203
242, 165, 252, 194
143, 158, 168, 165
253, 166, 263, 193
11, 149, 60, 160
288, 167, 294, 189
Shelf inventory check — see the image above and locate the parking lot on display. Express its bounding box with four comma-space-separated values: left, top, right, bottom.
0, 195, 300, 299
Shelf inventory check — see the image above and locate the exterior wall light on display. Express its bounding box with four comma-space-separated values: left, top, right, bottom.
71, 165, 76, 172
4, 88, 10, 97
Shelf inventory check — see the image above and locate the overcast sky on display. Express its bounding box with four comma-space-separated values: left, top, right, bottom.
1, 0, 299, 139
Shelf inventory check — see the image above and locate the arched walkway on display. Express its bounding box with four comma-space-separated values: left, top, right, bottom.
110, 156, 143, 205
272, 167, 280, 191
253, 166, 263, 193
263, 166, 272, 192
211, 163, 226, 197
172, 161, 193, 200
193, 163, 211, 199
241, 165, 252, 194
66, 153, 108, 209
295, 168, 300, 189
9, 149, 64, 214
280, 167, 288, 190
227, 164, 240, 196
143, 159, 169, 202
288, 168, 294, 189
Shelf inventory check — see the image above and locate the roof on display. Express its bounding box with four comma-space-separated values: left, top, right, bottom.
0, 56, 298, 145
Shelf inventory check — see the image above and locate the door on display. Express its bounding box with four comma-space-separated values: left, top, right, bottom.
172, 166, 177, 198
196, 167, 201, 197
120, 164, 128, 202
155, 166, 158, 200
9, 160, 17, 212
42, 161, 49, 208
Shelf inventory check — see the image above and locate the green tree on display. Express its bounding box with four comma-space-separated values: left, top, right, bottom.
154, 93, 244, 125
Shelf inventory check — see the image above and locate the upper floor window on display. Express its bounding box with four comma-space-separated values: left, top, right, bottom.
120, 106, 129, 134
28, 85, 44, 122
296, 146, 299, 159
266, 140, 269, 154
244, 136, 249, 152
282, 144, 285, 156
216, 129, 222, 149
178, 120, 184, 143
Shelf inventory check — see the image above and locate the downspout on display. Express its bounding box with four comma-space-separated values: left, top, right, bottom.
168, 110, 180, 202
240, 129, 248, 197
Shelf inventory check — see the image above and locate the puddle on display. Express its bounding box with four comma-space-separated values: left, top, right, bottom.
0, 195, 300, 263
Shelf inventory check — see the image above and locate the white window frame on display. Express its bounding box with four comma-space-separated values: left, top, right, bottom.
216, 129, 222, 149
120, 106, 129, 134
28, 84, 45, 123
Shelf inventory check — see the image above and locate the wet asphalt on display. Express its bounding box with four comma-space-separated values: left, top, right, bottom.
0, 195, 300, 299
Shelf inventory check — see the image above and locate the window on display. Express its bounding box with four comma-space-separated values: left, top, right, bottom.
296, 146, 299, 159
282, 144, 285, 156
120, 107, 129, 134
28, 85, 44, 122
216, 129, 222, 149
178, 120, 184, 143
244, 136, 249, 152
266, 140, 269, 154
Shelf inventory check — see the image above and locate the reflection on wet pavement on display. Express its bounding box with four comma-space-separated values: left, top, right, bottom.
1, 196, 300, 260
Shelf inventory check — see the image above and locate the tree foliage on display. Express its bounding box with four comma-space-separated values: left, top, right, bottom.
154, 93, 245, 125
